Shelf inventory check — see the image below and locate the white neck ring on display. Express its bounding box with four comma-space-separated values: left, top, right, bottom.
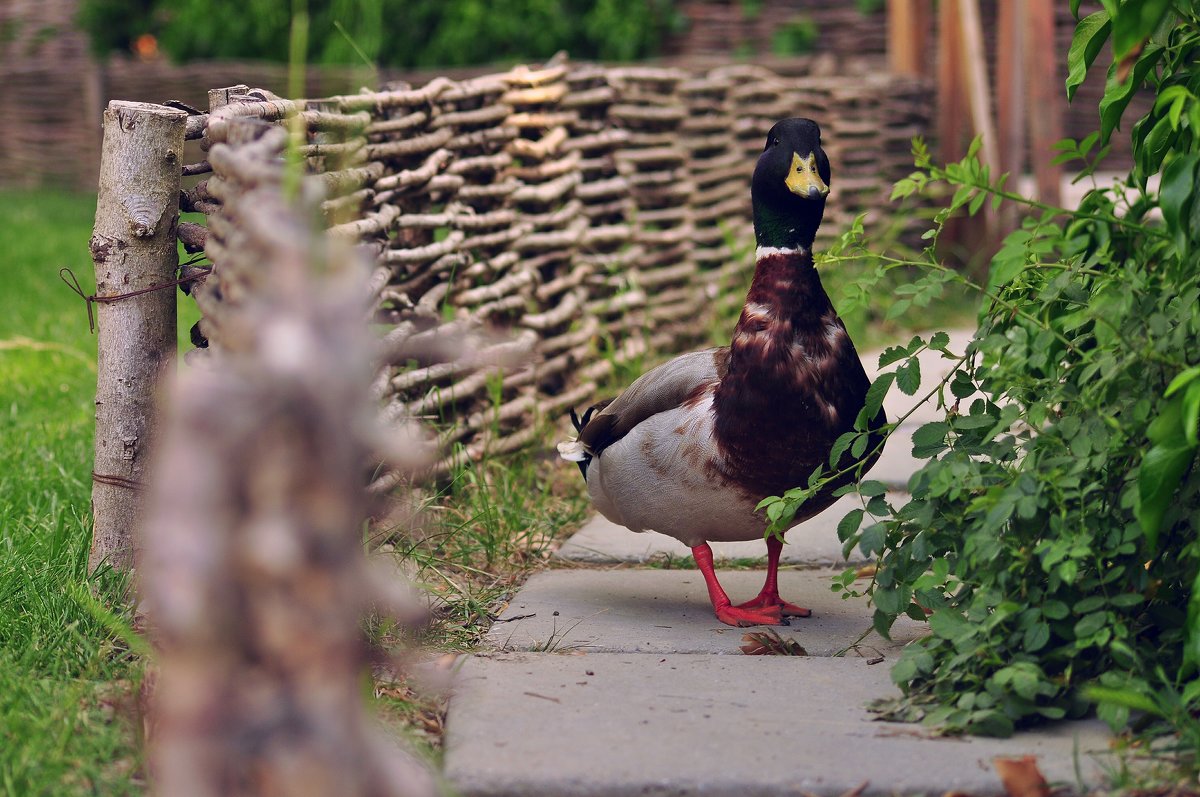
755, 245, 808, 259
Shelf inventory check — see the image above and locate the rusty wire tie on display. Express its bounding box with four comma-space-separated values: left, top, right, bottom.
92, 471, 146, 492
59, 259, 211, 334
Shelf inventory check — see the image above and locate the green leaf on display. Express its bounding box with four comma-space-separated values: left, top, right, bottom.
968, 189, 987, 216
1023, 622, 1051, 652
1166, 365, 1200, 397
891, 651, 919, 684
1137, 113, 1176, 177
1159, 153, 1198, 254
1136, 443, 1196, 547
1086, 685, 1161, 716
911, 421, 948, 451
1109, 593, 1145, 608
859, 480, 888, 498
986, 243, 1028, 292
1074, 611, 1108, 639
967, 710, 1015, 738
860, 372, 895, 426
896, 357, 921, 396
929, 610, 973, 643
1183, 381, 1200, 448
850, 433, 868, 459
885, 298, 912, 321
905, 603, 929, 622
829, 431, 858, 468
1112, 0, 1172, 60
950, 370, 976, 400
1066, 11, 1111, 103
954, 413, 996, 430
1099, 45, 1164, 144
872, 608, 894, 641
1155, 85, 1190, 125
836, 508, 864, 542
1147, 397, 1184, 445
966, 135, 982, 161
1185, 568, 1200, 667
874, 583, 901, 612
1042, 600, 1069, 620
877, 345, 908, 368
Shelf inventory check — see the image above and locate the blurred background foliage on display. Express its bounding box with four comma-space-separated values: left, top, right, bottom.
77, 0, 689, 67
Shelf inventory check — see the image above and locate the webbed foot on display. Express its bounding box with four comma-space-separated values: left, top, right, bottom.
714, 603, 788, 627
734, 592, 812, 618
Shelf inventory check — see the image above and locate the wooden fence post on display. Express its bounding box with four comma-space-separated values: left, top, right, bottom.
1024, 0, 1063, 206
887, 0, 932, 79
89, 100, 187, 573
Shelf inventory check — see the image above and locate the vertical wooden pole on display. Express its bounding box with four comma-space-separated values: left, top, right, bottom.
1024, 0, 1063, 205
936, 0, 967, 163
888, 0, 932, 78
996, 0, 1026, 231
957, 0, 1000, 175
996, 0, 1026, 178
90, 100, 187, 573
83, 58, 107, 192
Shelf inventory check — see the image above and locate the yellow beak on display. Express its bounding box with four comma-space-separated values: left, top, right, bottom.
784, 152, 829, 199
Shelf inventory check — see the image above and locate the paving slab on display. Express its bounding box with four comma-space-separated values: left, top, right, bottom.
485, 569, 927, 656
556, 491, 907, 565
444, 653, 1113, 797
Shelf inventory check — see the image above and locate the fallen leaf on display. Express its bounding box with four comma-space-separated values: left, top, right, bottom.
993, 755, 1050, 797
740, 630, 808, 656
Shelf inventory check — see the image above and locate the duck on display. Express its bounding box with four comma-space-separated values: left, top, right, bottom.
557, 118, 887, 627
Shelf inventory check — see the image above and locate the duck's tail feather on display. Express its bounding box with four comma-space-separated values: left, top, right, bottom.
559, 405, 601, 478
556, 438, 588, 462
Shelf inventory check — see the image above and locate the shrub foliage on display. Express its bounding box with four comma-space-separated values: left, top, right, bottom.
78, 0, 683, 67
764, 0, 1200, 748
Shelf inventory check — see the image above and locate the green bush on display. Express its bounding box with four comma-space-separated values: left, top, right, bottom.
78, 0, 684, 67
764, 0, 1200, 754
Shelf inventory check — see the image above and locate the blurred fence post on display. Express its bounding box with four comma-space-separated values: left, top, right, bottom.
89, 100, 187, 573
139, 120, 436, 797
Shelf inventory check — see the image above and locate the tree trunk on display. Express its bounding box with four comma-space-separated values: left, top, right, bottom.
90, 100, 187, 573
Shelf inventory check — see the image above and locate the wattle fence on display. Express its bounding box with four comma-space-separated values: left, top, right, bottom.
187, 62, 928, 481
86, 58, 931, 568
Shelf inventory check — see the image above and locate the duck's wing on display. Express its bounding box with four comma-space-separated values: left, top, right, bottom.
574, 347, 729, 458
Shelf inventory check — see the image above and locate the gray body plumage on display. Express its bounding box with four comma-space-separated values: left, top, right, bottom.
575, 348, 764, 548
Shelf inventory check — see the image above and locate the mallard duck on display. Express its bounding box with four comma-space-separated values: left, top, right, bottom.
558, 118, 885, 627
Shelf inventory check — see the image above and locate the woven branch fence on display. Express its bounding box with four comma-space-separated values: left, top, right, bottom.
88, 58, 931, 567
190, 61, 929, 477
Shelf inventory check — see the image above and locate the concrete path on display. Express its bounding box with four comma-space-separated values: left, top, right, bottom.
441, 330, 1115, 796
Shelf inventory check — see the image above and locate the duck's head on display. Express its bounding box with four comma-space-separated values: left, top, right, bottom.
751, 118, 830, 252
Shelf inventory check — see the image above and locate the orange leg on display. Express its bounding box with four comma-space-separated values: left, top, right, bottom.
733, 535, 812, 618
691, 543, 785, 627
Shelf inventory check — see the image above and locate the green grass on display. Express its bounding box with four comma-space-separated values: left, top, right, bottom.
0, 189, 200, 795
0, 189, 589, 779
377, 447, 591, 653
